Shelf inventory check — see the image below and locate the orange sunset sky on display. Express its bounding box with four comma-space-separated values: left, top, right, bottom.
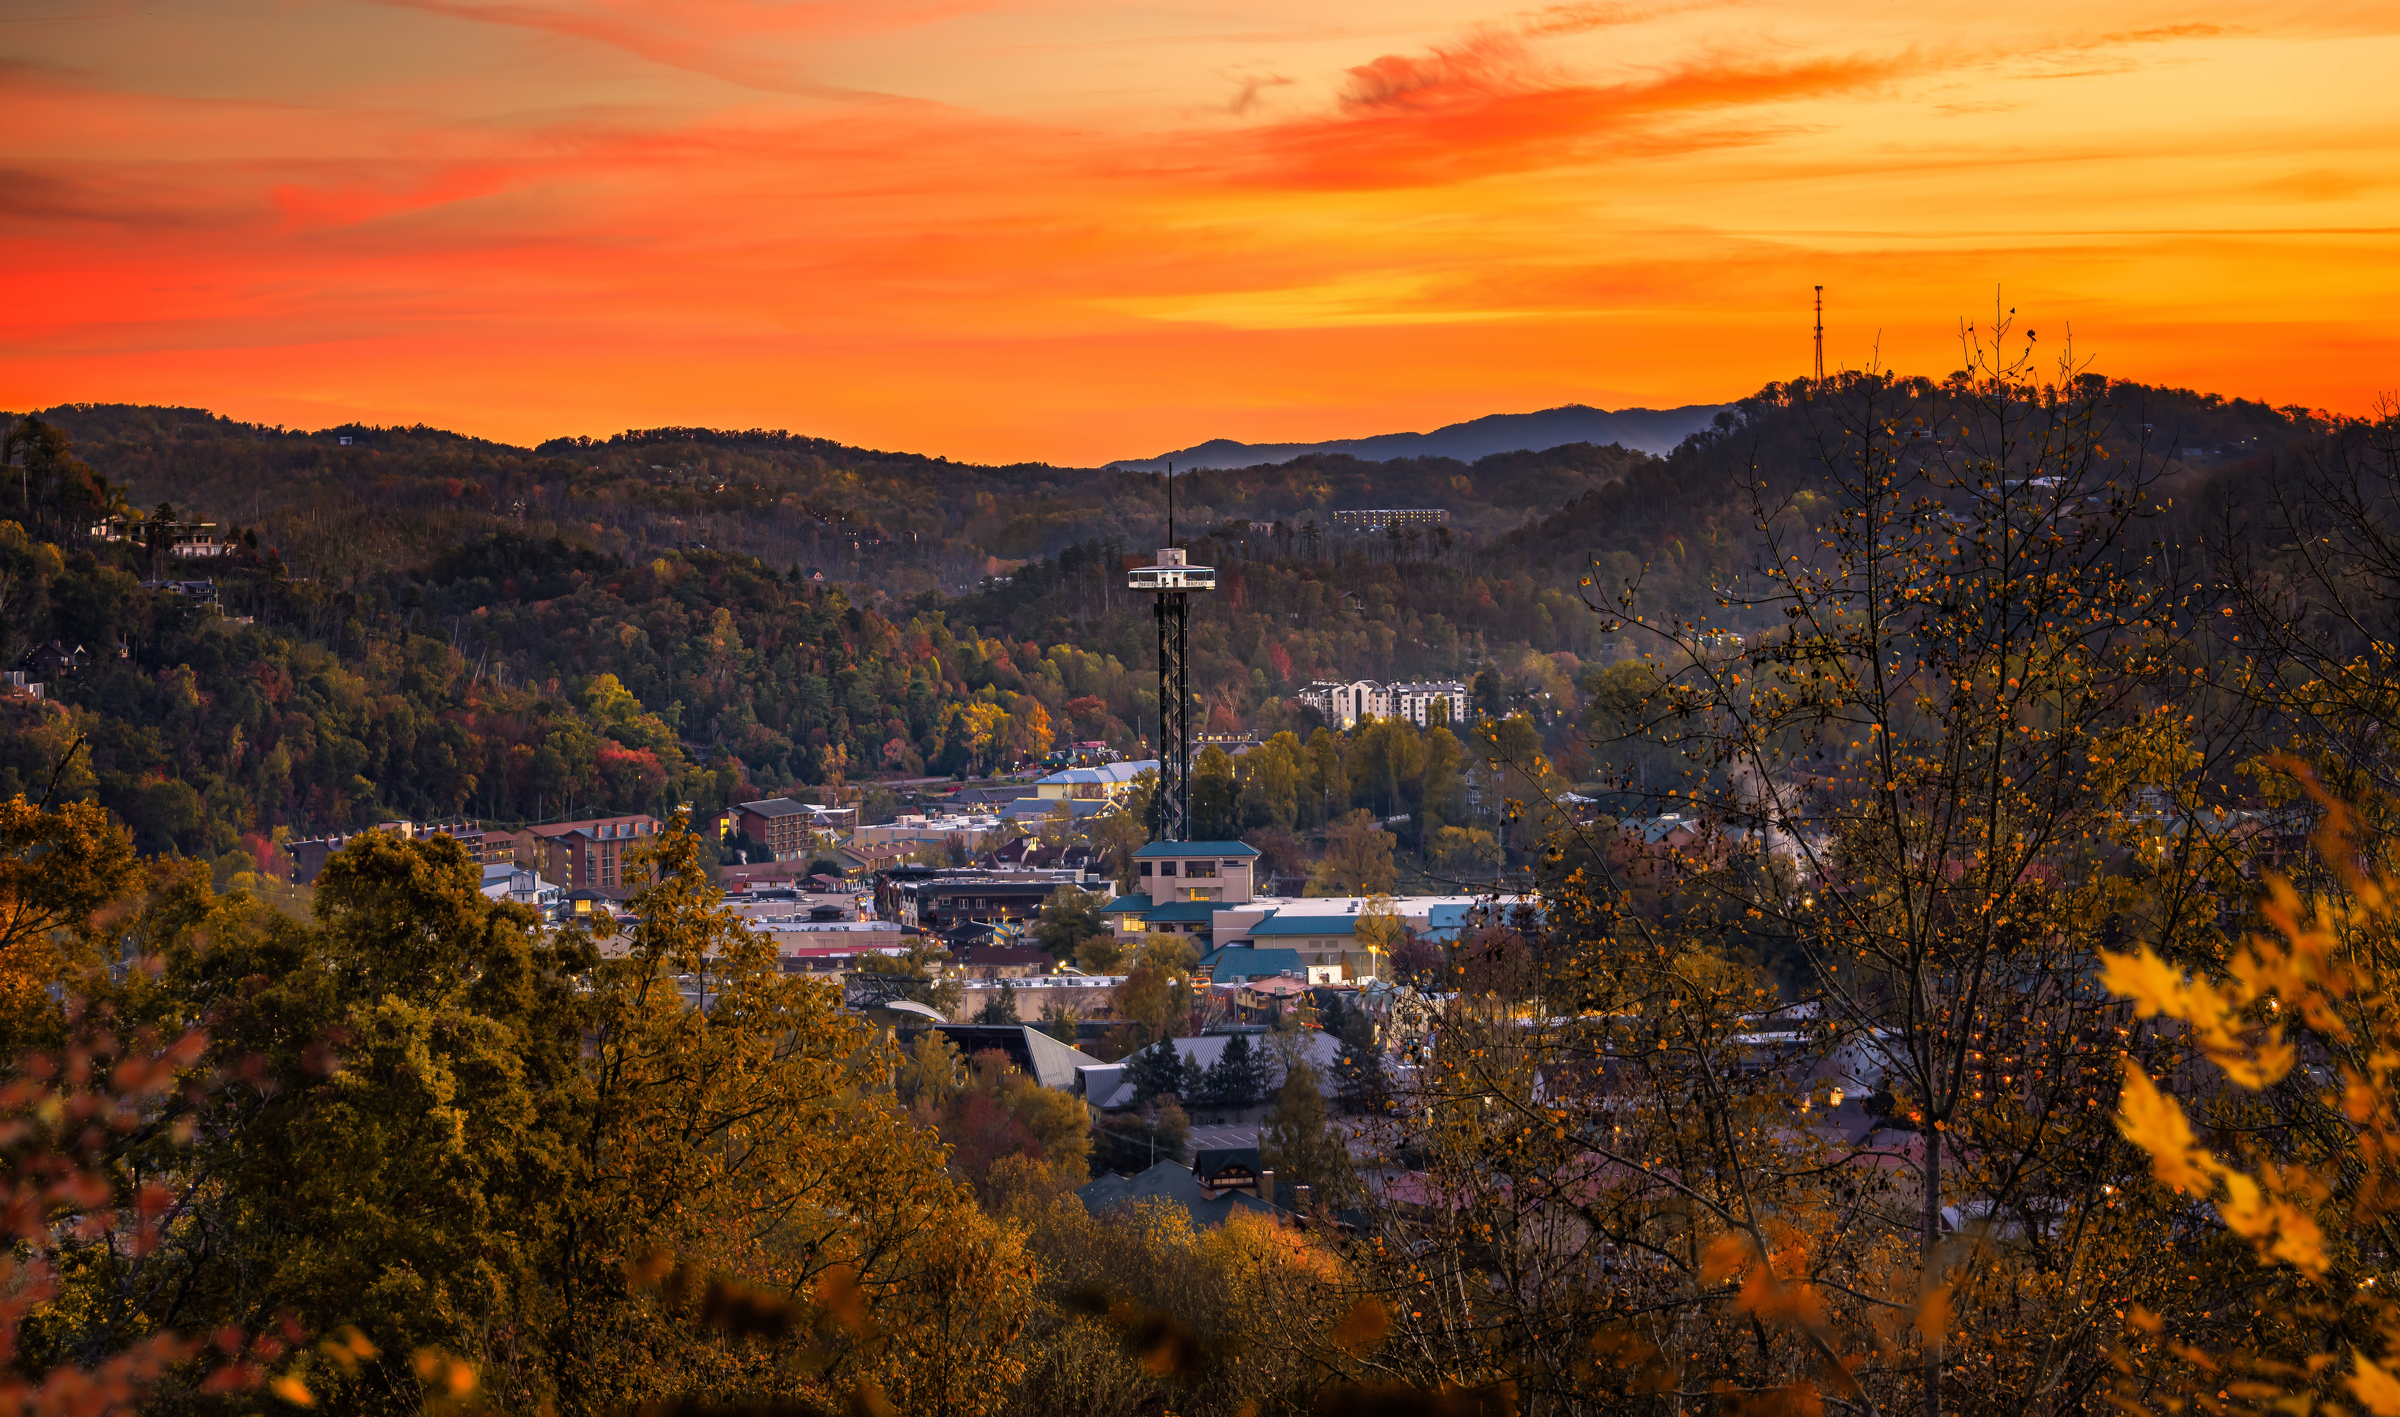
5, 0, 2398, 464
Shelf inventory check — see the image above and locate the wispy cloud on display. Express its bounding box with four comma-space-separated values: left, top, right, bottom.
367, 0, 990, 95
4, 0, 2398, 459
1202, 36, 1914, 190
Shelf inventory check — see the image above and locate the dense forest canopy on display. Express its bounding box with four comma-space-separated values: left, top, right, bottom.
0, 376, 2332, 863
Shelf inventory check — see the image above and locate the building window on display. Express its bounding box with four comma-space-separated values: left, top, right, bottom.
1184, 860, 1216, 878
1138, 862, 1153, 877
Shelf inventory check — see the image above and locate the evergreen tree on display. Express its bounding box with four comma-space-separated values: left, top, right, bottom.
1124, 1038, 1189, 1105
1320, 995, 1387, 1108
1258, 1059, 1352, 1203
1199, 1031, 1268, 1111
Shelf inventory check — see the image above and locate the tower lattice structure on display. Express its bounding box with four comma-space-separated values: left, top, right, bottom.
1129, 472, 1215, 841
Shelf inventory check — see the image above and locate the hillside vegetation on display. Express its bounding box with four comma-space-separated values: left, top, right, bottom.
0, 376, 2324, 862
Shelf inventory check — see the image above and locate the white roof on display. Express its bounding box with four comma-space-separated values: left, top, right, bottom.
1035, 759, 1156, 787
1231, 894, 1490, 920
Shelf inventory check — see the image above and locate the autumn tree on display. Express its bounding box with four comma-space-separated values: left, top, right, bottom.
2103, 774, 2400, 1415
1343, 324, 2241, 1415
1559, 328, 2240, 1414
554, 812, 1033, 1413
1114, 932, 1199, 1045
905, 1036, 1093, 1200
0, 790, 139, 1042
1310, 811, 1396, 895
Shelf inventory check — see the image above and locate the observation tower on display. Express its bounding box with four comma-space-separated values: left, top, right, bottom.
1129, 500, 1214, 841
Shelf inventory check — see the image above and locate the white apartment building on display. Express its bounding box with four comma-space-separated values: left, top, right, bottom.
1298, 679, 1467, 729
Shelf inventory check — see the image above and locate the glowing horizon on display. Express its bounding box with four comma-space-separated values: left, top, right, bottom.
5, 0, 2398, 464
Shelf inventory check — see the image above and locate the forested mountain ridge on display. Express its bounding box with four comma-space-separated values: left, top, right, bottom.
0, 374, 2337, 868
22, 404, 1654, 595
1112, 400, 1724, 468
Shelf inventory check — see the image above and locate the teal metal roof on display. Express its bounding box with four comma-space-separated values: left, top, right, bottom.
1098, 894, 1153, 914
1134, 840, 1260, 859
1423, 902, 1480, 942
1196, 947, 1308, 982
1141, 901, 1220, 924
1246, 913, 1359, 938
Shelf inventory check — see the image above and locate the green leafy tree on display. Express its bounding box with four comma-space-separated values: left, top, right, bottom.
1191, 745, 1239, 840
91, 829, 595, 1417
974, 978, 1019, 1024
1030, 883, 1104, 963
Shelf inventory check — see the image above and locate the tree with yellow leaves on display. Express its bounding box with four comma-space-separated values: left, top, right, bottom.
0, 789, 136, 1042
1349, 317, 2245, 1415
5, 804, 1031, 1417
2104, 770, 2400, 1415
551, 812, 1033, 1414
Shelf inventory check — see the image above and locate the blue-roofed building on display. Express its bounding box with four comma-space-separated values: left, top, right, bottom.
1193, 945, 1309, 984
996, 795, 1122, 825
1421, 902, 1482, 944
1133, 840, 1261, 902
1138, 899, 1220, 936
1030, 760, 1157, 801
1108, 841, 1263, 949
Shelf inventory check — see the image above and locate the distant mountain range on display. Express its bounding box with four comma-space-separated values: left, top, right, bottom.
1110, 403, 1726, 471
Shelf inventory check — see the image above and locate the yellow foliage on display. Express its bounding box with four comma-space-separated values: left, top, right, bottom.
2352, 1349, 2400, 1416
268, 1374, 315, 1407
2105, 770, 2400, 1405
2115, 1068, 2219, 1196
0, 793, 138, 1030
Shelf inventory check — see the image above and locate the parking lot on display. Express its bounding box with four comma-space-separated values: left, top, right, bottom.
1186, 1122, 1259, 1152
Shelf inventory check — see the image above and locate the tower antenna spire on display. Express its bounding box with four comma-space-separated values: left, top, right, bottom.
1813, 285, 1825, 382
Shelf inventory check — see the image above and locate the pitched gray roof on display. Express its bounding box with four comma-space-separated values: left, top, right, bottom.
1077, 1159, 1276, 1228
930, 1024, 1104, 1090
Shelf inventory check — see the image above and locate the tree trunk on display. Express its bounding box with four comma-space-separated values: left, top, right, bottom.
1923, 1120, 1943, 1417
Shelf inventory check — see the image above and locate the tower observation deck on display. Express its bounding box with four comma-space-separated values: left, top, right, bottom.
1129, 546, 1214, 841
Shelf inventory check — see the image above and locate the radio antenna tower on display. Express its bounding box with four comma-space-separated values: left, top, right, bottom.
1813, 285, 1825, 382
1130, 464, 1214, 841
